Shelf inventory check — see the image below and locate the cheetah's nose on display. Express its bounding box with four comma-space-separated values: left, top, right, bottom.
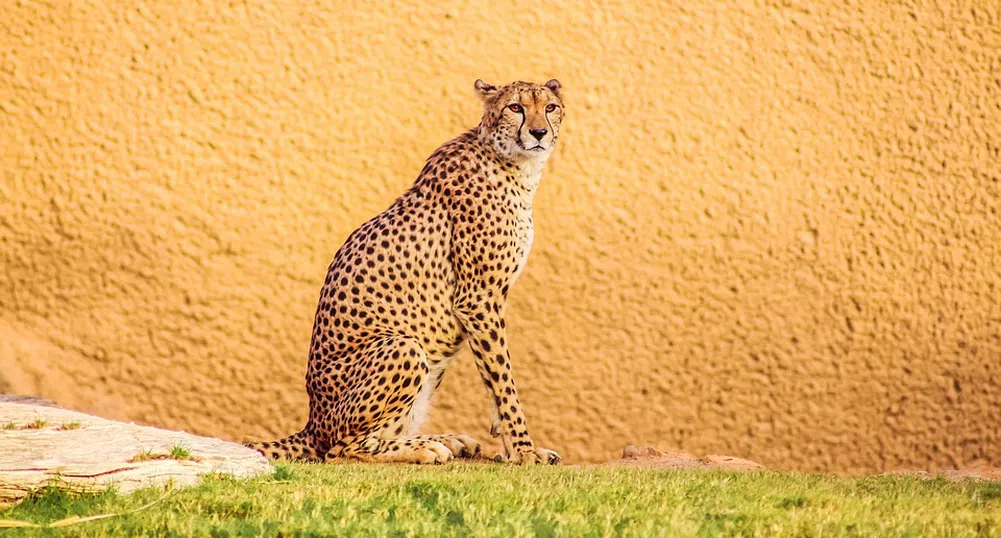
529, 128, 548, 141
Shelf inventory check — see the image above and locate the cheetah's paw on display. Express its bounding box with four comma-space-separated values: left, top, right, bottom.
411, 441, 454, 465
430, 435, 482, 459
493, 445, 562, 465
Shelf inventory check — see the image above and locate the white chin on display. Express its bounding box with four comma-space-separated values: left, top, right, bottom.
519, 145, 549, 156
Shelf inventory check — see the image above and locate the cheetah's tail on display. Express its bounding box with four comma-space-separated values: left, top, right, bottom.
245, 429, 321, 462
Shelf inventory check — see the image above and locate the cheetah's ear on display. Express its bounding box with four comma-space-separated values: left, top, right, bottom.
544, 79, 562, 98
474, 79, 497, 101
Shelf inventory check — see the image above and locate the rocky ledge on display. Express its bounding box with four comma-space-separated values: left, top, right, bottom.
0, 399, 270, 506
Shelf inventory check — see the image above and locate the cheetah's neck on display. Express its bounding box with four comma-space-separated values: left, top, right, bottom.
492, 153, 548, 205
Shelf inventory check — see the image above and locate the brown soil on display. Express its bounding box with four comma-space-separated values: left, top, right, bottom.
613, 444, 1001, 482
881, 466, 1001, 482
599, 445, 765, 472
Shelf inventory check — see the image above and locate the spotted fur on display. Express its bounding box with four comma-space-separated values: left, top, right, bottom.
246, 79, 565, 465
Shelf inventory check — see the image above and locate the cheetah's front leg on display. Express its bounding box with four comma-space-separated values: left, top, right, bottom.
461, 304, 561, 465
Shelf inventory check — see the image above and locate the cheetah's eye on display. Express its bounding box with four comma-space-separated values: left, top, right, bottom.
507, 104, 523, 113
546, 104, 557, 113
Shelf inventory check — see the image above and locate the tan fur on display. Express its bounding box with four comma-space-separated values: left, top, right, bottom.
246, 79, 564, 465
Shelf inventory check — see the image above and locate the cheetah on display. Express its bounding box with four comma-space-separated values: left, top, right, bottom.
247, 79, 564, 465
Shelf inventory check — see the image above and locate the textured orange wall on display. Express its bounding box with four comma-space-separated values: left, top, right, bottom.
2, 1, 1000, 473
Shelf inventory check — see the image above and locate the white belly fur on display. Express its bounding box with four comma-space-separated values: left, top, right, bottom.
512, 227, 534, 282
404, 356, 454, 436
511, 206, 535, 282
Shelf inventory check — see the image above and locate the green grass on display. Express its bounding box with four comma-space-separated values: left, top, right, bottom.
2, 464, 1001, 537
57, 422, 82, 431
168, 444, 195, 461
128, 445, 200, 464
24, 419, 47, 430
127, 449, 157, 463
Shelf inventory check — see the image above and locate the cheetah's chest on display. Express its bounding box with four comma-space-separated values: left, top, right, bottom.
510, 208, 534, 282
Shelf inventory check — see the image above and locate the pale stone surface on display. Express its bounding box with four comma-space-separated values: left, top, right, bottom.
0, 402, 271, 506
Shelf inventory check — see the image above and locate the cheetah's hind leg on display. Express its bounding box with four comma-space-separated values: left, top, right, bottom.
328, 436, 455, 464
318, 336, 484, 464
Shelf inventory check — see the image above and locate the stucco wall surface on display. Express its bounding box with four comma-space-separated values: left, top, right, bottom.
2, 1, 1000, 473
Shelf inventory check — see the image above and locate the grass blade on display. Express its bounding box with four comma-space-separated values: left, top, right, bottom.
0, 490, 171, 528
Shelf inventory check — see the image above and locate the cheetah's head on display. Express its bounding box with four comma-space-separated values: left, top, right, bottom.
474, 79, 564, 161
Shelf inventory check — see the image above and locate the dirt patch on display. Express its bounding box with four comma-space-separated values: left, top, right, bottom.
0, 395, 60, 408
597, 445, 765, 471
612, 445, 1001, 481
883, 465, 1001, 482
